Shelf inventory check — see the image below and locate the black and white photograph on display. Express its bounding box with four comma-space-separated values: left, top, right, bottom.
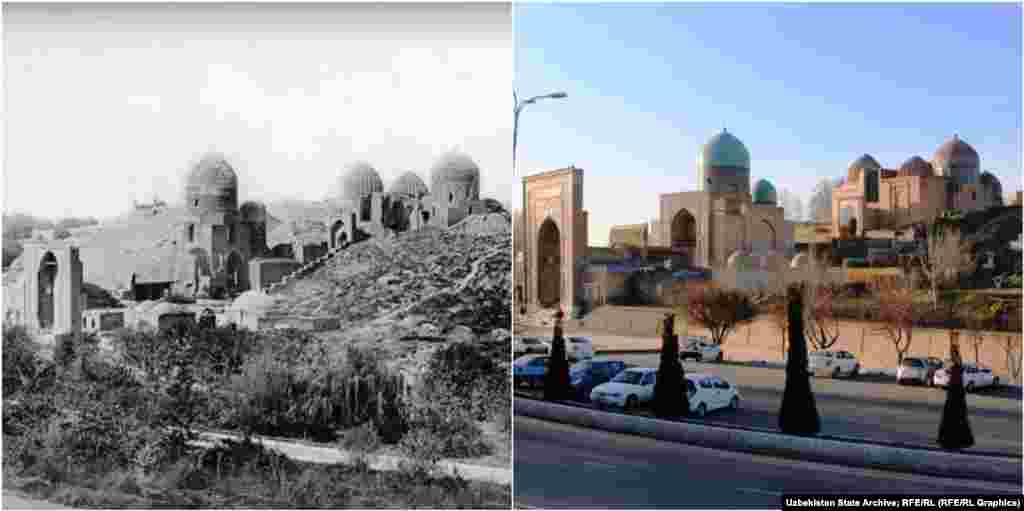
2, 3, 512, 508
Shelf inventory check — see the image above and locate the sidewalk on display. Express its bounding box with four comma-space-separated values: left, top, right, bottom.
197, 431, 512, 486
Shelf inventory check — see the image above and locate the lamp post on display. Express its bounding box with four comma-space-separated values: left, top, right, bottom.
515, 90, 566, 317
513, 90, 567, 176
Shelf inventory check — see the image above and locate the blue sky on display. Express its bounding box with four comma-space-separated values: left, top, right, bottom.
514, 2, 1022, 246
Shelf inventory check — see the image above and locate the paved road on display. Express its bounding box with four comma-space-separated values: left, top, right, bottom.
514, 416, 1023, 509
602, 355, 1024, 455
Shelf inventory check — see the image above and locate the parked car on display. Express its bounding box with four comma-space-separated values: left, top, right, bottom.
513, 355, 549, 388
514, 336, 550, 357
566, 336, 596, 361
680, 336, 722, 362
686, 373, 741, 418
590, 367, 657, 410
933, 363, 999, 392
570, 359, 627, 401
808, 350, 860, 378
925, 357, 945, 385
897, 357, 932, 385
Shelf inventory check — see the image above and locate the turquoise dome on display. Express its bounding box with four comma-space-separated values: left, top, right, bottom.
752, 179, 777, 205
698, 129, 750, 171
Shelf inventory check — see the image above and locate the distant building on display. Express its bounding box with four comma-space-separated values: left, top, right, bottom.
831, 135, 1004, 237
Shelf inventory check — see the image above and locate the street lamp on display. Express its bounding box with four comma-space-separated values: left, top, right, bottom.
513, 90, 567, 175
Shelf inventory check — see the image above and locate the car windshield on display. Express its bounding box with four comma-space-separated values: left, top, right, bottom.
570, 338, 588, 344
902, 359, 923, 368
521, 338, 540, 345
811, 352, 831, 358
612, 370, 645, 385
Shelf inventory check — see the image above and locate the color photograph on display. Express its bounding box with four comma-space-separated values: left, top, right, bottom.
512, 3, 1022, 508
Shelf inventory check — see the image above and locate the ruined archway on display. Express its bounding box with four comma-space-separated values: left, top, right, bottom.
670, 209, 697, 267
37, 251, 58, 329
330, 219, 346, 249
537, 218, 561, 307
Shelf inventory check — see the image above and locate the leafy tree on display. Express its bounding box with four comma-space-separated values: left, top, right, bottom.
653, 313, 687, 419
687, 285, 754, 347
938, 333, 974, 449
543, 311, 571, 402
778, 284, 821, 435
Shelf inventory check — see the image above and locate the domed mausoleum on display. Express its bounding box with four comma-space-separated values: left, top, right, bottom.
831, 134, 1003, 239
698, 129, 751, 195
519, 127, 797, 316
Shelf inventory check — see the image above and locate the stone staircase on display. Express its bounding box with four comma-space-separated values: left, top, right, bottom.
265, 243, 350, 293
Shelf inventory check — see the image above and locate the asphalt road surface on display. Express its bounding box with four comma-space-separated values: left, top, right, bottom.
514, 416, 1024, 510
600, 355, 1024, 455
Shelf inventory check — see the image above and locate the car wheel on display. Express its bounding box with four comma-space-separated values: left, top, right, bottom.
994, 377, 1000, 386
851, 364, 860, 378
966, 382, 975, 393
625, 395, 638, 412
729, 396, 739, 410
695, 403, 707, 418
832, 367, 841, 379
716, 352, 723, 362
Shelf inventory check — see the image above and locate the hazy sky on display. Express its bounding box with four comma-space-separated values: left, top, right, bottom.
4, 3, 512, 219
514, 3, 1022, 246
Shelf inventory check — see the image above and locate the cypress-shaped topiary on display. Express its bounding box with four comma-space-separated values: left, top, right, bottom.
938, 336, 974, 449
653, 313, 688, 419
778, 283, 821, 435
543, 310, 571, 402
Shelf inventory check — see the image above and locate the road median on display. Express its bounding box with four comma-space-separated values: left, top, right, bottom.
514, 397, 1022, 484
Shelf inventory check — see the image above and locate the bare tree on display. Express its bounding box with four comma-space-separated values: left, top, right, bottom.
803, 283, 843, 351
958, 293, 1000, 365
779, 189, 804, 222
876, 283, 915, 366
914, 222, 978, 308
999, 335, 1022, 385
808, 178, 839, 223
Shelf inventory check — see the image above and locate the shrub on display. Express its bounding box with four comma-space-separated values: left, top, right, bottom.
340, 422, 381, 454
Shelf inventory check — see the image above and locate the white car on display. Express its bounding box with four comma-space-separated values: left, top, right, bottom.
680, 336, 722, 362
686, 373, 741, 418
590, 367, 657, 410
808, 350, 860, 378
897, 357, 934, 385
932, 363, 999, 392
514, 336, 550, 357
566, 336, 595, 361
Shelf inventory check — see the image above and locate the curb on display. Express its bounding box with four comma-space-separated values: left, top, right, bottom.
198, 432, 512, 486
514, 397, 1022, 484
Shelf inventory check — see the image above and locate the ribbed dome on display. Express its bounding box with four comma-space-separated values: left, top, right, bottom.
933, 135, 980, 185
698, 129, 750, 171
185, 152, 239, 213
898, 156, 934, 177
752, 179, 778, 205
340, 161, 384, 201
430, 151, 480, 191
389, 171, 429, 198
847, 154, 881, 181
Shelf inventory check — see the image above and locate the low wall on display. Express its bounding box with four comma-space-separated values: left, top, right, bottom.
514, 398, 1022, 484
574, 306, 1022, 382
